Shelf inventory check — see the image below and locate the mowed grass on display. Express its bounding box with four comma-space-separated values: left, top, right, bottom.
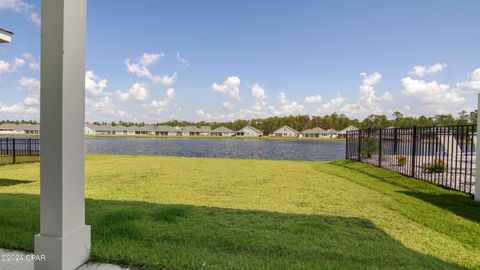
0, 155, 479, 269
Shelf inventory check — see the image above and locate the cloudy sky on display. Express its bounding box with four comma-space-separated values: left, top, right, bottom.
1, 0, 480, 122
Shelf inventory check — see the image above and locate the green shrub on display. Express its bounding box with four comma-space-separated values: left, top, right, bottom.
423, 160, 447, 173
396, 155, 407, 166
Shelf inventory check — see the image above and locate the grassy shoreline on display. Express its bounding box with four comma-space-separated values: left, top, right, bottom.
0, 155, 478, 269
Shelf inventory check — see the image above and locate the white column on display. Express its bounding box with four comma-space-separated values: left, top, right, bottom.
476, 94, 480, 201
34, 0, 90, 269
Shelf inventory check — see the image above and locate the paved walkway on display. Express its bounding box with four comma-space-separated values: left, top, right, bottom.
0, 249, 130, 270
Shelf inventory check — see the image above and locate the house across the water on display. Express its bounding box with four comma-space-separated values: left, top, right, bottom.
236, 126, 263, 137
0, 123, 40, 134
210, 127, 235, 137
1, 123, 350, 139
337, 125, 359, 138
273, 125, 299, 137
302, 127, 327, 138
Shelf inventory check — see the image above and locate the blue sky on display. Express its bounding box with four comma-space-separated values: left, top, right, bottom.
1, 0, 480, 122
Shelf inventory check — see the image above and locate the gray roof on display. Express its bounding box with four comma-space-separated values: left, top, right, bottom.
23, 124, 40, 131
0, 123, 39, 130
210, 126, 234, 133
274, 125, 298, 134
155, 125, 177, 132
326, 128, 338, 134
338, 125, 359, 134
302, 127, 326, 134
237, 125, 263, 134
199, 126, 212, 132
181, 126, 202, 132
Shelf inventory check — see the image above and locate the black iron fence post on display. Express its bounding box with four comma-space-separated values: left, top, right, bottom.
29, 138, 32, 156
12, 138, 16, 164
358, 130, 362, 161
5, 137, 8, 155
345, 131, 349, 159
411, 126, 417, 178
378, 128, 383, 167
393, 128, 398, 155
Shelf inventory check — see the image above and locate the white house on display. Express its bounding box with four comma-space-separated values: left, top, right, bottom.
236, 125, 263, 137
302, 127, 327, 138
210, 126, 235, 136
0, 123, 25, 134
0, 123, 39, 134
338, 125, 359, 138
273, 125, 299, 137
199, 126, 211, 136
326, 128, 338, 138
179, 126, 203, 136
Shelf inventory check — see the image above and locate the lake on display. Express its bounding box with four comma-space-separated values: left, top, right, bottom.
85, 137, 345, 161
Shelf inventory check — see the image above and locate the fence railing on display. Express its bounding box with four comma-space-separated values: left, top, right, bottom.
346, 125, 476, 196
0, 138, 40, 165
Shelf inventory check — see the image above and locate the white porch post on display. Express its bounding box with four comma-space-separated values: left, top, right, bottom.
476, 94, 480, 201
35, 0, 90, 269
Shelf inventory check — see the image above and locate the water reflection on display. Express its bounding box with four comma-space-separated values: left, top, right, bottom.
85, 137, 345, 161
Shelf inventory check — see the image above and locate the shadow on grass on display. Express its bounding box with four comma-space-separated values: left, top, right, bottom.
0, 179, 34, 187
0, 193, 467, 270
400, 191, 480, 223
332, 160, 480, 222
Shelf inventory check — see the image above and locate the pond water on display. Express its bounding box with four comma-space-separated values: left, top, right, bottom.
85, 137, 345, 161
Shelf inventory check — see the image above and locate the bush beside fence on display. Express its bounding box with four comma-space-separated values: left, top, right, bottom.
0, 138, 40, 165
346, 125, 476, 196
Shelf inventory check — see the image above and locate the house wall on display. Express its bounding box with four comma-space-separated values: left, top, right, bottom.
211, 132, 234, 136
239, 127, 262, 137
274, 127, 298, 137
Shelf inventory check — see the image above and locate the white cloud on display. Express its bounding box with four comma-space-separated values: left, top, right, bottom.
409, 63, 447, 77
0, 0, 40, 26
251, 83, 267, 101
29, 12, 40, 26
378, 92, 393, 101
85, 71, 108, 96
154, 73, 178, 85
23, 96, 38, 105
0, 0, 33, 12
273, 92, 305, 116
143, 88, 177, 116
401, 76, 464, 109
116, 83, 149, 101
0, 101, 38, 116
212, 76, 241, 100
176, 52, 190, 67
222, 101, 234, 109
86, 96, 128, 119
18, 77, 39, 93
0, 60, 11, 74
139, 52, 164, 66
0, 57, 25, 74
455, 68, 480, 92
358, 72, 388, 105
15, 77, 40, 110
125, 53, 177, 86
322, 94, 345, 111
22, 53, 39, 70
305, 95, 322, 104
125, 59, 152, 78
316, 73, 391, 118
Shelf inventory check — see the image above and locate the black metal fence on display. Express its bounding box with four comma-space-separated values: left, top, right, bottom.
346, 125, 476, 196
0, 138, 40, 165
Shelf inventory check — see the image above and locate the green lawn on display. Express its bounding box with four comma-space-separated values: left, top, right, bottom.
0, 155, 479, 269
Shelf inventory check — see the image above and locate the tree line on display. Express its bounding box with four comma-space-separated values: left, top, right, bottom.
86, 110, 478, 136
